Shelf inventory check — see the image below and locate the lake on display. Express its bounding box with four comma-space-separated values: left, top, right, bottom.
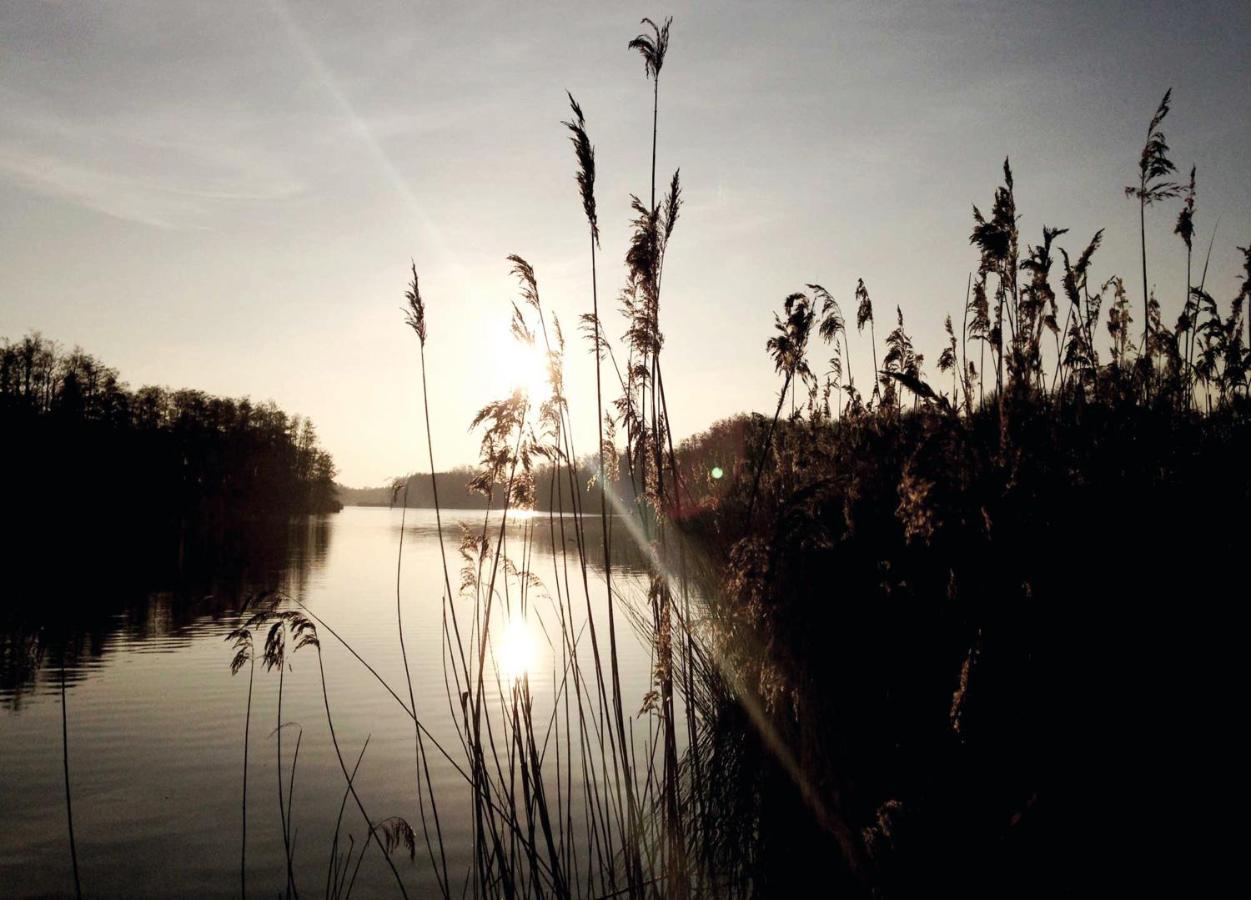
0, 506, 667, 897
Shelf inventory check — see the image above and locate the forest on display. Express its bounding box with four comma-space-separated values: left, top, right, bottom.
0, 333, 340, 569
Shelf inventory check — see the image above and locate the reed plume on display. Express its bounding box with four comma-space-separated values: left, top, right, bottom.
855, 278, 880, 404
563, 92, 599, 246
1126, 89, 1180, 361
403, 262, 427, 346
628, 15, 672, 210
809, 283, 850, 417
938, 315, 959, 404
970, 159, 1019, 442
746, 291, 816, 521
882, 305, 925, 410
1175, 167, 1197, 394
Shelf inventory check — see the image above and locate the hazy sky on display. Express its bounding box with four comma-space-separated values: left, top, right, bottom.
3, 0, 1249, 485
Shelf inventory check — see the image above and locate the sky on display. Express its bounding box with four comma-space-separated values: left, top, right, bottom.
2, 0, 1249, 486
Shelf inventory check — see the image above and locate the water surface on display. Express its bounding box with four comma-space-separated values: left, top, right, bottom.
0, 506, 657, 897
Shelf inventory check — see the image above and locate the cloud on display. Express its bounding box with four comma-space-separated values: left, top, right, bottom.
0, 146, 302, 229
0, 89, 304, 228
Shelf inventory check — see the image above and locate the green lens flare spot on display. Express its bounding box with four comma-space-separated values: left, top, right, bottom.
710, 466, 724, 480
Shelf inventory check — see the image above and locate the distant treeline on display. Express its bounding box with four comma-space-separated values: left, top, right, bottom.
342, 462, 642, 513
0, 333, 340, 555
339, 467, 489, 508
340, 420, 753, 515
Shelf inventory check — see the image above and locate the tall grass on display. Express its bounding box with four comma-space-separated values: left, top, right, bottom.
400, 269, 452, 895
259, 612, 299, 898
226, 625, 255, 899
746, 292, 815, 522
1126, 89, 1181, 365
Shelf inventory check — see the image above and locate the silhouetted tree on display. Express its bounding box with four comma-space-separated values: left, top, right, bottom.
0, 334, 342, 543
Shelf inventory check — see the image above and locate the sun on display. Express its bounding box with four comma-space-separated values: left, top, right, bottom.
492, 331, 551, 406
496, 614, 538, 683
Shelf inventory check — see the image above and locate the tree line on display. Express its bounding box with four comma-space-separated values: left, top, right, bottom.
0, 333, 341, 541
342, 460, 657, 514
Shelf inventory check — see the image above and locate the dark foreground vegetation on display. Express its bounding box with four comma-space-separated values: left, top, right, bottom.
210, 17, 1249, 900
678, 402, 1248, 895
667, 90, 1249, 894
0, 334, 340, 569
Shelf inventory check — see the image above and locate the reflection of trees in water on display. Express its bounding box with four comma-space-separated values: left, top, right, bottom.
284, 515, 332, 595
0, 515, 333, 707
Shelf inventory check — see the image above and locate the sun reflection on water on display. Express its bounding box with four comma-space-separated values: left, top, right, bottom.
496, 614, 538, 683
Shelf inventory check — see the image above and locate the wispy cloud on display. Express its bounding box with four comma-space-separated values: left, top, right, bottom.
0, 145, 303, 229
0, 88, 304, 228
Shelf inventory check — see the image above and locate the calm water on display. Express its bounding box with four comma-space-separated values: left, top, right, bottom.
0, 506, 660, 897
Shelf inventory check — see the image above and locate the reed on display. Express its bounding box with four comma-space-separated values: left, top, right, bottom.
1126, 89, 1181, 369
746, 292, 815, 522
258, 612, 298, 898
325, 736, 368, 900
225, 625, 255, 899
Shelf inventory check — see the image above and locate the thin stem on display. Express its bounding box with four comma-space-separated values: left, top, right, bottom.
394, 484, 449, 897
240, 653, 253, 900
277, 658, 295, 899
326, 737, 369, 900
745, 372, 792, 523
61, 658, 83, 900
315, 647, 411, 900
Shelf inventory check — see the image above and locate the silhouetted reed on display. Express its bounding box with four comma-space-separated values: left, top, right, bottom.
746, 292, 815, 522
226, 625, 255, 899
257, 610, 299, 898
1127, 89, 1180, 357
400, 270, 454, 895
326, 735, 368, 900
